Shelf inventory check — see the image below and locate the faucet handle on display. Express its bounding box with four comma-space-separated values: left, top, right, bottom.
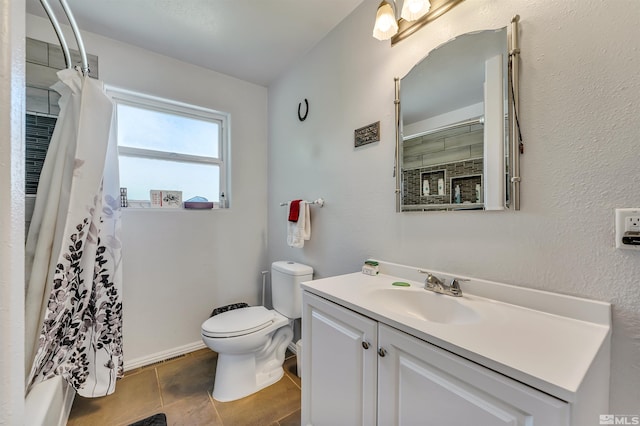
418, 270, 445, 290
417, 269, 433, 283
449, 278, 469, 296
418, 270, 439, 279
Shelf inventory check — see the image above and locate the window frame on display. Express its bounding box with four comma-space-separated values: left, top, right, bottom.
106, 86, 230, 207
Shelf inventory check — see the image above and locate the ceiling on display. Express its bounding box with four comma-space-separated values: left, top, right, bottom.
25, 0, 364, 87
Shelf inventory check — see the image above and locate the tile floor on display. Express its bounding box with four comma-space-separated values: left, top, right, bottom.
67, 349, 301, 426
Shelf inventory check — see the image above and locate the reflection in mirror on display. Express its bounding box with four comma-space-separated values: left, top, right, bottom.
397, 27, 510, 212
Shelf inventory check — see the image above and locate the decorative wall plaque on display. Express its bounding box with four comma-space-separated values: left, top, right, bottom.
354, 121, 380, 148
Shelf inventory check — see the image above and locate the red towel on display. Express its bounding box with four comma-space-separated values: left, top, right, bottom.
288, 199, 302, 222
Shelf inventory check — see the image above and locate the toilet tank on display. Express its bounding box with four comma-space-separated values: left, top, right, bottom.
271, 261, 313, 319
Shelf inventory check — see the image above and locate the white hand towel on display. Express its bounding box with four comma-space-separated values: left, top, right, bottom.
287, 201, 311, 248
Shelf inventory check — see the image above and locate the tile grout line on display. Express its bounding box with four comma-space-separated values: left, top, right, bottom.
284, 370, 301, 391
274, 369, 302, 424
154, 366, 166, 409
207, 388, 225, 426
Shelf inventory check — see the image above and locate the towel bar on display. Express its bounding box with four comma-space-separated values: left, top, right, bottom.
280, 198, 324, 207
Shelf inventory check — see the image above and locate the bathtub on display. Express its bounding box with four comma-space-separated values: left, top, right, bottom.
25, 376, 75, 426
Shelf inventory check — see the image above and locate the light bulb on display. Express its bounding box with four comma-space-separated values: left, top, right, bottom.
373, 1, 399, 41
400, 0, 431, 21
377, 13, 395, 32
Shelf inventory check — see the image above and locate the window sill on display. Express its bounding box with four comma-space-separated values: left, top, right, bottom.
121, 200, 225, 210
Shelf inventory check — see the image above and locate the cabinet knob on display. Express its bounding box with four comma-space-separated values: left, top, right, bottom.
362, 341, 370, 350
378, 347, 387, 357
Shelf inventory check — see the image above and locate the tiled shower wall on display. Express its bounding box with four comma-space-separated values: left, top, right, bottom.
25, 38, 98, 231
26, 38, 99, 116
402, 122, 484, 207
25, 114, 56, 195
403, 158, 483, 205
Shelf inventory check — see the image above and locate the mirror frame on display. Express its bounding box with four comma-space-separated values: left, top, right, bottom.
394, 15, 521, 212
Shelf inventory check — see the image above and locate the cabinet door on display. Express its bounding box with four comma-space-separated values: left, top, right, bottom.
302, 292, 378, 426
378, 324, 570, 426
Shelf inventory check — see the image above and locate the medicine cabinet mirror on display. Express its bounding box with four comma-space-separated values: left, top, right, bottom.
395, 18, 521, 212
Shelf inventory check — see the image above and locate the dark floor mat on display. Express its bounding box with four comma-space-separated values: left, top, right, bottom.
128, 413, 167, 426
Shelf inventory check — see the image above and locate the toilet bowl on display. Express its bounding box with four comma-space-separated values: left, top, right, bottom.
201, 261, 313, 402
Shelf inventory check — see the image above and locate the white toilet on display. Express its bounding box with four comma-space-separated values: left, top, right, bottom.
201, 261, 313, 402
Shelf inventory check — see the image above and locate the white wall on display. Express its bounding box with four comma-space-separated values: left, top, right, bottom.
268, 0, 640, 413
1, 1, 25, 423
26, 14, 269, 364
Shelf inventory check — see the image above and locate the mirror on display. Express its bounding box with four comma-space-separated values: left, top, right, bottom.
395, 25, 519, 212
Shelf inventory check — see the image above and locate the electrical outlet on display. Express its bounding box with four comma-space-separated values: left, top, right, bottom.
626, 216, 640, 232
615, 208, 640, 250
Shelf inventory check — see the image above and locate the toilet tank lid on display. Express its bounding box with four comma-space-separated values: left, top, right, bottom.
272, 261, 313, 276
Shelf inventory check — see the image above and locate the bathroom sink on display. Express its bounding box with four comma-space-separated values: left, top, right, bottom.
366, 288, 480, 325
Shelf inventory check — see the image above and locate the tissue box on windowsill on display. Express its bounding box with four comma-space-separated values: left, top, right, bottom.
183, 195, 215, 209
183, 201, 214, 209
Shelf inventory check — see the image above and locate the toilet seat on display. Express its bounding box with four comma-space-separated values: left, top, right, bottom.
202, 306, 275, 338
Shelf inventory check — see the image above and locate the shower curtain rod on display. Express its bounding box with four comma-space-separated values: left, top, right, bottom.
404, 117, 485, 140
39, 0, 89, 75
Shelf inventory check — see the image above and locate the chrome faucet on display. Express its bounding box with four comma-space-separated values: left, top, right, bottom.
418, 270, 468, 297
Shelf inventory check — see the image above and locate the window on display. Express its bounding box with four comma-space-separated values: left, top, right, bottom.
108, 87, 229, 206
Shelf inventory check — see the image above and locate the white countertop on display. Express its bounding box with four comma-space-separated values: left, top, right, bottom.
301, 268, 611, 403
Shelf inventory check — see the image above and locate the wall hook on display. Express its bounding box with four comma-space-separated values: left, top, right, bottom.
298, 98, 309, 121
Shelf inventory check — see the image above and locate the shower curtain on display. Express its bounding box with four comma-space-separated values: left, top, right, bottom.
25, 68, 123, 397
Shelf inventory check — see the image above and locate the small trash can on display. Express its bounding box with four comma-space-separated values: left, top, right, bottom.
296, 339, 302, 378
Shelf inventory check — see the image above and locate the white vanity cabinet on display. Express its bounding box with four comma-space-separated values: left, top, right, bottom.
302, 292, 570, 426
301, 292, 378, 425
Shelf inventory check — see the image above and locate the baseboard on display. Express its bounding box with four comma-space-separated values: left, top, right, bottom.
124, 341, 206, 372
125, 339, 297, 372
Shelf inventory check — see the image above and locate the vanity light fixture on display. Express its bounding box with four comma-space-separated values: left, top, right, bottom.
372, 0, 431, 41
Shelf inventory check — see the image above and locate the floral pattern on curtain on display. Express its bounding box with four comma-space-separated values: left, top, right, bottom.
25, 68, 123, 397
